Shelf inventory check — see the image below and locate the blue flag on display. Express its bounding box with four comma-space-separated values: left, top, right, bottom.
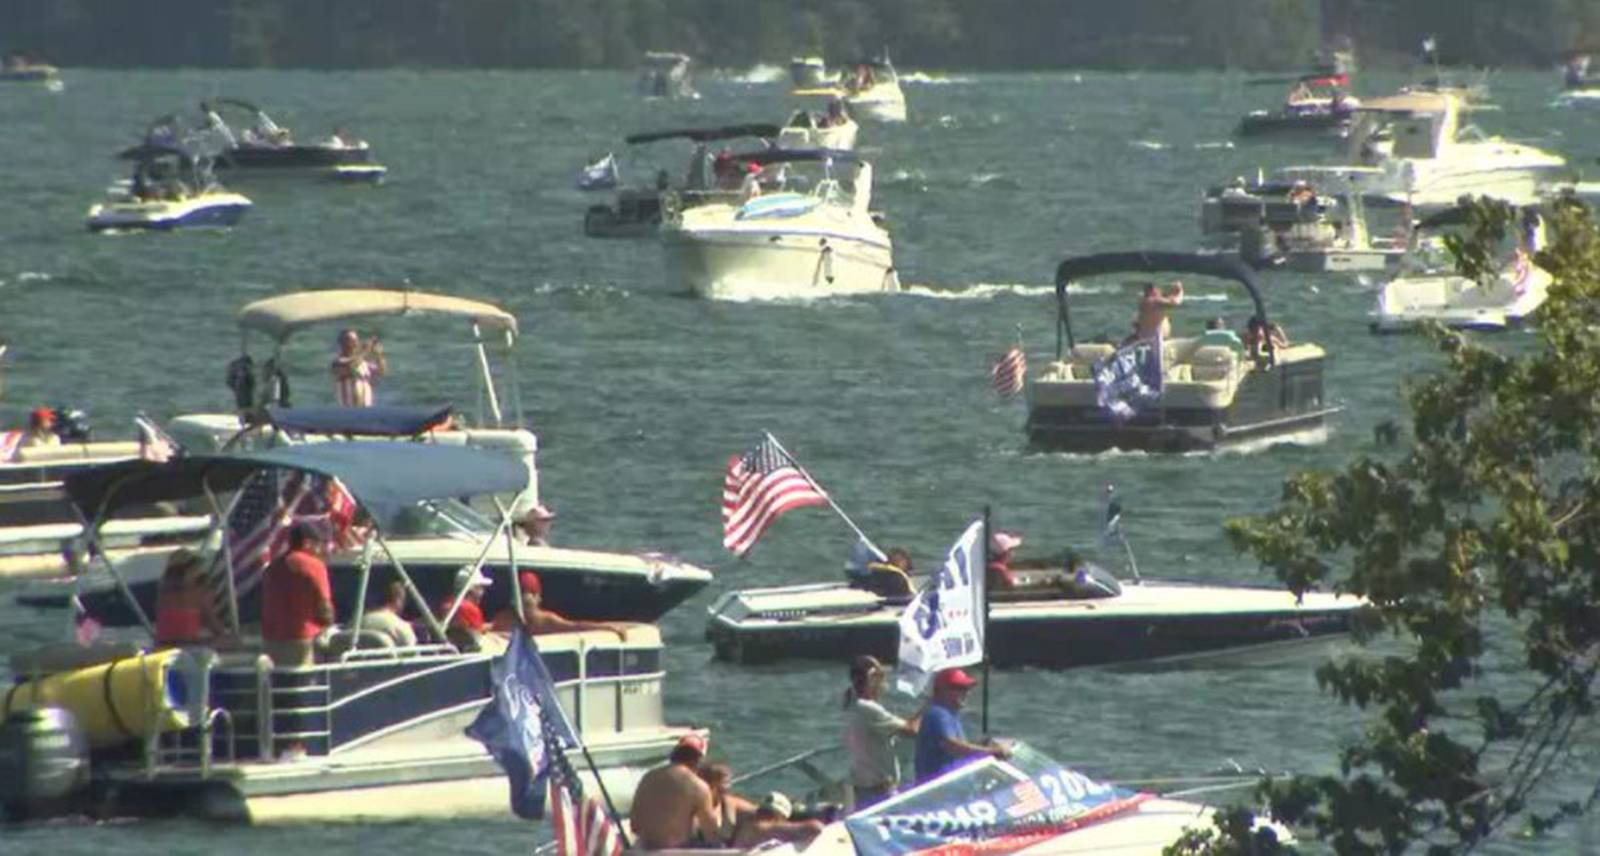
1092, 338, 1163, 422
577, 153, 619, 191
466, 632, 577, 819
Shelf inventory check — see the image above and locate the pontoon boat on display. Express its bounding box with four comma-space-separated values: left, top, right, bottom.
583, 124, 779, 239
1026, 253, 1340, 452
0, 444, 700, 824
661, 149, 898, 299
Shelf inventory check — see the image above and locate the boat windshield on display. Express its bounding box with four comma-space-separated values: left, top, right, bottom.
388, 497, 501, 539
843, 743, 1146, 856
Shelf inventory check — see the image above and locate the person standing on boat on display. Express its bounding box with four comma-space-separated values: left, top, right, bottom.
630, 734, 721, 850
843, 655, 921, 808
331, 329, 386, 407
261, 523, 335, 667
914, 668, 1010, 784
1134, 281, 1184, 340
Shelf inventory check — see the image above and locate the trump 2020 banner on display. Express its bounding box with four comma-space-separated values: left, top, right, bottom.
895, 520, 985, 695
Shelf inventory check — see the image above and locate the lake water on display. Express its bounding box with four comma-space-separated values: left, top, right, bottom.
1, 67, 1596, 853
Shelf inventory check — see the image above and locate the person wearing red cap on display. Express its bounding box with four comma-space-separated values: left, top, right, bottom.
630, 733, 720, 850
21, 407, 59, 448
490, 570, 629, 639
913, 668, 1010, 784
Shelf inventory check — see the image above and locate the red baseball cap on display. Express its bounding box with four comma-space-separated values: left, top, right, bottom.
30, 407, 54, 425
934, 668, 977, 691
518, 571, 542, 595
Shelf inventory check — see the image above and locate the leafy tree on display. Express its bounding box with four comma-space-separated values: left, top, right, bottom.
1168, 197, 1600, 853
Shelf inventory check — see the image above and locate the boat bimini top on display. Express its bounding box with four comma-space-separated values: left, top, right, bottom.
624, 124, 780, 146
66, 442, 533, 646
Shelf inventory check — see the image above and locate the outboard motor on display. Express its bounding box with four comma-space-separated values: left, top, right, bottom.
53, 408, 93, 443
0, 707, 90, 821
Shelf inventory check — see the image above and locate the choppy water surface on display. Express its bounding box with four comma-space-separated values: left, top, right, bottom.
2, 68, 1598, 853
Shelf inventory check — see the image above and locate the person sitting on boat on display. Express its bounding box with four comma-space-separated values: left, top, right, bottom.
262, 523, 335, 668
331, 328, 386, 407
914, 668, 1011, 784
1134, 281, 1184, 341
154, 548, 229, 647
1285, 81, 1313, 106
1197, 317, 1245, 352
1289, 180, 1317, 206
729, 792, 824, 849
490, 570, 630, 638
630, 733, 721, 850
821, 99, 847, 127
441, 565, 492, 649
863, 548, 915, 598
712, 149, 744, 191
358, 579, 418, 648
516, 503, 555, 546
843, 655, 922, 809
20, 407, 60, 448
1243, 316, 1290, 360
697, 762, 757, 843
985, 531, 1023, 590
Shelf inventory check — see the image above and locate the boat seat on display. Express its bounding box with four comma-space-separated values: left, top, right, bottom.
15, 441, 141, 463
323, 629, 395, 658
1188, 346, 1238, 383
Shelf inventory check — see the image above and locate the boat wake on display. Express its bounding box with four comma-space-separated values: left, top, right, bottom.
969, 172, 1021, 189
898, 282, 1053, 299
900, 72, 974, 85
726, 63, 785, 84
1130, 139, 1168, 150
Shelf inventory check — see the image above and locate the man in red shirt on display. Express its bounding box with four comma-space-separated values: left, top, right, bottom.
442, 565, 492, 649
261, 523, 335, 667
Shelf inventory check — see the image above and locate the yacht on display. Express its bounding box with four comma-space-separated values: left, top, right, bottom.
638, 52, 698, 100
0, 444, 701, 823
583, 123, 779, 239
660, 150, 899, 299
86, 146, 251, 232
1343, 92, 1569, 207
1026, 253, 1340, 453
777, 104, 859, 152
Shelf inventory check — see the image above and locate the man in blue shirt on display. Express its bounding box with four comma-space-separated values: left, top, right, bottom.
913, 668, 1011, 783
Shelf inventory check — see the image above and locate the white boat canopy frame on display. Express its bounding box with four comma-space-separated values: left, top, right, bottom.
235, 288, 524, 430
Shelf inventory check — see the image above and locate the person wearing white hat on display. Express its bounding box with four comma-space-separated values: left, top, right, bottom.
729, 791, 822, 849
518, 503, 556, 547
986, 531, 1023, 590
439, 565, 492, 649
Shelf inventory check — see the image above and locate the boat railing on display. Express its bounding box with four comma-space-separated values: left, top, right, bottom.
729, 744, 850, 808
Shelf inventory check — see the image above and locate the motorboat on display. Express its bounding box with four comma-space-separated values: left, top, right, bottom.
1556, 54, 1600, 107
1237, 73, 1358, 138
706, 504, 1362, 667
790, 56, 830, 89
40, 289, 712, 624
86, 145, 252, 232
1341, 92, 1569, 207
1026, 253, 1341, 453
660, 149, 900, 300
1200, 171, 1353, 239
658, 742, 1292, 855
1371, 204, 1552, 333
583, 124, 779, 239
777, 103, 859, 152
1230, 176, 1408, 273
837, 55, 907, 123
639, 52, 699, 100
0, 444, 701, 823
123, 100, 377, 178
0, 52, 59, 83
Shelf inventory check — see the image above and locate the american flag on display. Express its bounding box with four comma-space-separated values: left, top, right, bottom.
990, 345, 1027, 398
218, 470, 363, 600
1005, 778, 1051, 819
546, 713, 624, 856
722, 434, 829, 557
0, 429, 21, 463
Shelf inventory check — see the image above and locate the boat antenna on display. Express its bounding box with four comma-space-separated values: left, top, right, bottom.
980, 503, 992, 736
1102, 484, 1139, 583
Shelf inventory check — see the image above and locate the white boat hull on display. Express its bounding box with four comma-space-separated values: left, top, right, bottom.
846, 85, 907, 122
663, 226, 897, 299
86, 192, 252, 232
1371, 265, 1551, 333
1355, 153, 1568, 208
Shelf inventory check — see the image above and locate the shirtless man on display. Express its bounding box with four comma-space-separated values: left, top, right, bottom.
630, 734, 720, 850
1134, 281, 1184, 340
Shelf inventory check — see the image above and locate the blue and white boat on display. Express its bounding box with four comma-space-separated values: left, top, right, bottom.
86, 145, 251, 233
0, 444, 700, 823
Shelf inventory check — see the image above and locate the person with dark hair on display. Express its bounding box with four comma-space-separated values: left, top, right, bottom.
697, 762, 756, 843
843, 655, 921, 808
1135, 281, 1184, 340
359, 579, 417, 647
630, 734, 720, 850
489, 570, 629, 638
261, 523, 334, 667
154, 548, 228, 646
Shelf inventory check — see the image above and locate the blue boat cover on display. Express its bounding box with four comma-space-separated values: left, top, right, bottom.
65, 441, 527, 531
267, 405, 453, 437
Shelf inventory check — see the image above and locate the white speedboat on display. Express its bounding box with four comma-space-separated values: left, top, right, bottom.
661, 150, 899, 300
777, 105, 859, 151
1343, 92, 1569, 207
584, 123, 779, 239
86, 145, 250, 232
790, 56, 829, 89
639, 51, 699, 99
838, 56, 906, 123
1372, 251, 1551, 333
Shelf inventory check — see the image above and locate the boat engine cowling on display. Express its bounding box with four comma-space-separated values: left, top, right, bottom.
0, 706, 90, 821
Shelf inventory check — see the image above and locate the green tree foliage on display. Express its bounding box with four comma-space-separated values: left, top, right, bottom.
1170, 198, 1600, 853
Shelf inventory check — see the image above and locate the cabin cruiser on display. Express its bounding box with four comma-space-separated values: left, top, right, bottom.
837, 56, 907, 123
639, 52, 698, 99
86, 145, 251, 232
777, 102, 859, 151
1026, 253, 1340, 453
665, 742, 1292, 856
583, 124, 779, 239
1341, 92, 1569, 207
1237, 73, 1358, 138
1371, 205, 1551, 333
660, 149, 899, 300
0, 444, 701, 823
790, 56, 830, 89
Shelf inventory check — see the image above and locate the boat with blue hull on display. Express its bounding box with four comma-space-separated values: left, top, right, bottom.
0, 444, 701, 823
87, 145, 251, 233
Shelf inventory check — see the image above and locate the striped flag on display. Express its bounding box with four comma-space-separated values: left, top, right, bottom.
0, 429, 21, 463
990, 345, 1026, 398
549, 735, 624, 856
722, 434, 829, 557
218, 471, 362, 600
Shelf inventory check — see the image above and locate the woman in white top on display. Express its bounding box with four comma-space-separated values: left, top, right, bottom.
842, 655, 921, 809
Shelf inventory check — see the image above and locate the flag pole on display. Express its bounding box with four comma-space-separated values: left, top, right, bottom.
981, 504, 992, 737
765, 431, 884, 559
539, 642, 631, 849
